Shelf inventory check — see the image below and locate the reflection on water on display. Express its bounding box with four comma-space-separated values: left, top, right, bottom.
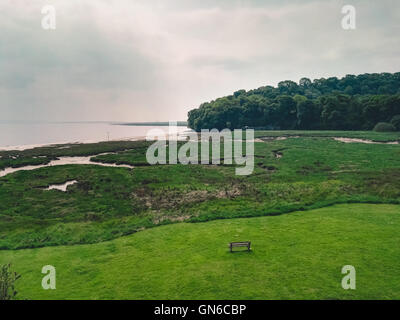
45, 180, 78, 192
0, 122, 189, 150
334, 137, 399, 144
0, 156, 134, 177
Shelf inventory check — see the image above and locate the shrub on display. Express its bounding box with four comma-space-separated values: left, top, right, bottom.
390, 115, 400, 131
373, 122, 396, 132
0, 264, 21, 300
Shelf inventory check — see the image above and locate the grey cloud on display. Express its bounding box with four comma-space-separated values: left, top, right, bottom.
0, 0, 399, 121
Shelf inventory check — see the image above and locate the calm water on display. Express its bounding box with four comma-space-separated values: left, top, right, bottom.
0, 156, 135, 177
0, 122, 189, 149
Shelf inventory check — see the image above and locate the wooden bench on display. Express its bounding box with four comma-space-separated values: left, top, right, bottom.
229, 241, 251, 252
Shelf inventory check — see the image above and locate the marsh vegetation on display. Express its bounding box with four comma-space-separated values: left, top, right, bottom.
0, 131, 399, 299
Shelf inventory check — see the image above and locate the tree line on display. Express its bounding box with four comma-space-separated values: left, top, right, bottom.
187, 72, 400, 131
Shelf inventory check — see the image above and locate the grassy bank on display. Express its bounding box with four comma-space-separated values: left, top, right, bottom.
253, 130, 400, 142
0, 140, 152, 170
1, 204, 399, 300
0, 133, 399, 249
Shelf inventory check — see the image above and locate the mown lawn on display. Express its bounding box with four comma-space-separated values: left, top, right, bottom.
1, 203, 399, 300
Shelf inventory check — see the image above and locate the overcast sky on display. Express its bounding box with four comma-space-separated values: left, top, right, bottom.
1, 0, 399, 122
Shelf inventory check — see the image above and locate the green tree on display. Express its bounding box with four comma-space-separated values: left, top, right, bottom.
373, 122, 396, 132
391, 115, 400, 131
299, 77, 312, 88
277, 95, 297, 129
186, 72, 400, 131
296, 98, 321, 129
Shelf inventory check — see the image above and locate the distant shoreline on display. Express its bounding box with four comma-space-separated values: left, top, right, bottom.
0, 122, 189, 151
115, 121, 188, 127
0, 136, 147, 152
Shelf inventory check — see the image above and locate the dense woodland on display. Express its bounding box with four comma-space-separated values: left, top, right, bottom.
187, 72, 400, 131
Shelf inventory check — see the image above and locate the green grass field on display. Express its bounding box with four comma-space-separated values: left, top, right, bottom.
0, 131, 399, 299
0, 204, 399, 300
253, 130, 400, 142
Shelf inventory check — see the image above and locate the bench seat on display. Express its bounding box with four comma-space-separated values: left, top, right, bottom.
229, 241, 251, 252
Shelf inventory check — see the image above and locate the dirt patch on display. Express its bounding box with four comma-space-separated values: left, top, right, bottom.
296, 162, 333, 175
333, 137, 399, 145
273, 151, 283, 159
259, 164, 277, 172
153, 214, 191, 225
132, 183, 248, 211
259, 136, 300, 142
